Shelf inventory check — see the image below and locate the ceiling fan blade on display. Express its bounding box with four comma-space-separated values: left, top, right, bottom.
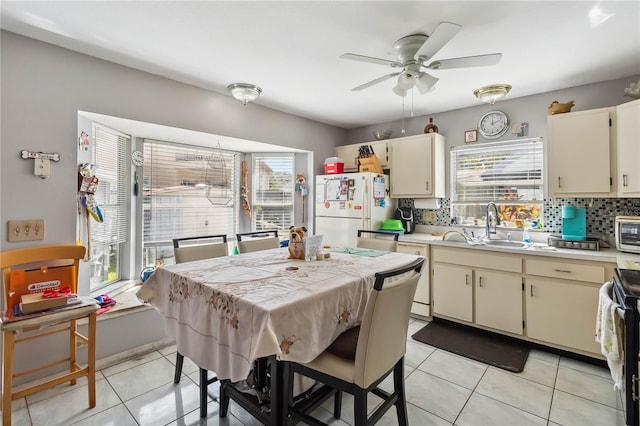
414, 21, 462, 60
352, 72, 402, 91
415, 72, 439, 94
340, 53, 400, 68
425, 53, 502, 70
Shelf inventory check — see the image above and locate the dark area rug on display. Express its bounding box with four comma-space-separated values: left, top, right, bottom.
412, 319, 530, 373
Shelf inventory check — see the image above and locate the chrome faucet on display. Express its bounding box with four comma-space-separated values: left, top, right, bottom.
486, 202, 500, 240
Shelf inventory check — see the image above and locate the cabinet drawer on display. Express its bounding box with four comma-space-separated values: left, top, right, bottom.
432, 246, 522, 273
397, 243, 428, 257
526, 259, 604, 283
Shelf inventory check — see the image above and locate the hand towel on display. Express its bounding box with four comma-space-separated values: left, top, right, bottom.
595, 281, 624, 390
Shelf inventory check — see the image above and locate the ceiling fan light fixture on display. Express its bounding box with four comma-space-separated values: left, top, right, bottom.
474, 84, 511, 105
415, 73, 439, 94
227, 83, 262, 105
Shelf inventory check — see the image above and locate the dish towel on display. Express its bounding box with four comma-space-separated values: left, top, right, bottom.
595, 281, 624, 390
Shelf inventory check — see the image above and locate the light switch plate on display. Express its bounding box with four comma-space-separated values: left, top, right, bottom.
7, 219, 45, 242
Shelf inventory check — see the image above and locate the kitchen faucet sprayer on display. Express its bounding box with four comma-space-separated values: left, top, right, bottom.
486, 202, 500, 240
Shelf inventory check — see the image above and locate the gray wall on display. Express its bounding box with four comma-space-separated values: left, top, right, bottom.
0, 30, 345, 251
344, 75, 640, 195
0, 30, 344, 378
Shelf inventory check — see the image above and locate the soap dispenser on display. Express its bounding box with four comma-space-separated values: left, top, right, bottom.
522, 225, 531, 244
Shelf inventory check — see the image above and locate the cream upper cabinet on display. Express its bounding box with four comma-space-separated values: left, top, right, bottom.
389, 133, 445, 198
616, 99, 640, 196
335, 140, 388, 172
396, 242, 430, 317
547, 107, 616, 197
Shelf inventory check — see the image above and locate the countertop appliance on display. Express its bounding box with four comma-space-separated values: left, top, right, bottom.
395, 207, 415, 234
612, 268, 640, 426
616, 216, 640, 254
562, 205, 586, 241
315, 173, 394, 247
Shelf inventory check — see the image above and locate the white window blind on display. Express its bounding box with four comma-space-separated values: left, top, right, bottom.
143, 140, 239, 257
252, 154, 294, 231
451, 138, 544, 203
91, 124, 129, 287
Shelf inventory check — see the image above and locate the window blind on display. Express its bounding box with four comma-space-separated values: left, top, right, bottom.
91, 125, 129, 245
143, 140, 239, 245
252, 154, 294, 231
451, 138, 544, 204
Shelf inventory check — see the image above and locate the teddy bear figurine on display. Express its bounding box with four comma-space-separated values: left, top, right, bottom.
288, 226, 307, 259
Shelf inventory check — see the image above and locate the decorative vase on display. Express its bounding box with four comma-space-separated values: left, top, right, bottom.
424, 117, 439, 134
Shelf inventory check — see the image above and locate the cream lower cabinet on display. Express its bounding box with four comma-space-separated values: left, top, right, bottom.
397, 242, 430, 317
432, 246, 523, 334
525, 258, 614, 356
432, 263, 473, 322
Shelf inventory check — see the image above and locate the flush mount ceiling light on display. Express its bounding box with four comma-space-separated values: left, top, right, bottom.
227, 83, 262, 106
474, 84, 512, 105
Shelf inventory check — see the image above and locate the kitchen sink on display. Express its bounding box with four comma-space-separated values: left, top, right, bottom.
483, 240, 529, 248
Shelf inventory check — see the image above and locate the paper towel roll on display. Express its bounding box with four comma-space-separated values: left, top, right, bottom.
413, 198, 441, 209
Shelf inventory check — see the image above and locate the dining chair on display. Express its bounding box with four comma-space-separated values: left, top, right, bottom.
0, 245, 98, 426
171, 234, 228, 417
355, 229, 399, 252
172, 234, 229, 263
236, 230, 280, 253
283, 256, 424, 426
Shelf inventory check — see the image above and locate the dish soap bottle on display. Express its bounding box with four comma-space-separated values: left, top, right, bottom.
522, 225, 531, 244
424, 117, 439, 134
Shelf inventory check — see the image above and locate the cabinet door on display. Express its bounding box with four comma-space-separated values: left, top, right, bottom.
526, 278, 600, 355
369, 140, 388, 168
475, 271, 523, 335
432, 264, 472, 322
397, 243, 429, 316
617, 99, 640, 195
335, 145, 359, 171
390, 135, 433, 198
547, 108, 613, 196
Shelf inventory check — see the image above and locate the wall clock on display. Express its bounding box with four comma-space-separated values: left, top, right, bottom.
478, 110, 510, 139
132, 150, 144, 166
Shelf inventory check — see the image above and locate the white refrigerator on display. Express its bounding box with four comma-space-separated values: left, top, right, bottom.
315, 173, 395, 247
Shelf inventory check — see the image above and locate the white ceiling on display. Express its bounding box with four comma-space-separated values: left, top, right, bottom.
2, 1, 639, 130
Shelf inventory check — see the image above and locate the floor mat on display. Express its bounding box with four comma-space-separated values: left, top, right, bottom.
412, 319, 530, 373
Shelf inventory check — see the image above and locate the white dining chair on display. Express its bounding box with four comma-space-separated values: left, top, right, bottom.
283, 257, 424, 426
355, 229, 399, 252
236, 230, 280, 253
171, 234, 228, 417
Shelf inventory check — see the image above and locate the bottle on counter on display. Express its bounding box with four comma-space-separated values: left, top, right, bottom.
522, 225, 531, 244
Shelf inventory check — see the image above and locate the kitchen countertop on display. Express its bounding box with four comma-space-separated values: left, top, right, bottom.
396, 232, 640, 269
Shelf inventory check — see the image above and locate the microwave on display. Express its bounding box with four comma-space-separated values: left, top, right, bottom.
615, 216, 640, 254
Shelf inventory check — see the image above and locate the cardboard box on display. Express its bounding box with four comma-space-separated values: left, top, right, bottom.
20, 292, 68, 314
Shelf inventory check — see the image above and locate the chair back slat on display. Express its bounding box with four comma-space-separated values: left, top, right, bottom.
355, 229, 399, 252
237, 237, 280, 254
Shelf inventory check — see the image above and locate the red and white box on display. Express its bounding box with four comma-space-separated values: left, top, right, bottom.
323, 157, 344, 174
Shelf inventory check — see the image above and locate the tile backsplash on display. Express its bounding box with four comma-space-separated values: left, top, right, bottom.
399, 197, 640, 242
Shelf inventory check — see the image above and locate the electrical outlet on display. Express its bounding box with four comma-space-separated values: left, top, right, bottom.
7, 219, 45, 242
422, 211, 437, 222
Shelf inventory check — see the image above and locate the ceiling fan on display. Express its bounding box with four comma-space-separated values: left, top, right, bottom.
341, 21, 502, 97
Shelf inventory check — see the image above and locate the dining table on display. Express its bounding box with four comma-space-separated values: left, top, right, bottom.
136, 246, 423, 423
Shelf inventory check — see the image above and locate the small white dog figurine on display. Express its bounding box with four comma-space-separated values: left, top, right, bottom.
288, 226, 307, 259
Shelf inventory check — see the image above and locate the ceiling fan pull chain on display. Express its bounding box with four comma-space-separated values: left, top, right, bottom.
401, 96, 406, 134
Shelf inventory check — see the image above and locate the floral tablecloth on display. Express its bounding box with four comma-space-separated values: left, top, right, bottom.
137, 247, 421, 382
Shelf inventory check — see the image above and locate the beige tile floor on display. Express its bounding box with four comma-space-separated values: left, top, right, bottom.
1, 318, 626, 425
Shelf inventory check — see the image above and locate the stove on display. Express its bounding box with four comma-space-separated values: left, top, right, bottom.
547, 235, 601, 251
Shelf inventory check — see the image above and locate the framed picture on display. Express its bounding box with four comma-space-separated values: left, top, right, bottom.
465, 130, 478, 143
